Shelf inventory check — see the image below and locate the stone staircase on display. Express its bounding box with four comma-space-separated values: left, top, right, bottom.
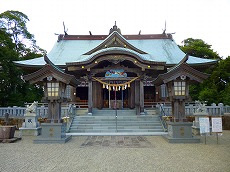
67, 109, 166, 136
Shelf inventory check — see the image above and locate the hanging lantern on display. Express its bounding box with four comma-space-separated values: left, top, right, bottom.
103, 84, 105, 88
128, 83, 130, 87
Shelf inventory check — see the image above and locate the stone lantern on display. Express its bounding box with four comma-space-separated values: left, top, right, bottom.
154, 55, 209, 143
23, 56, 78, 143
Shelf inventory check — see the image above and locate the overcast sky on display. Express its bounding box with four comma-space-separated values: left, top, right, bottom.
0, 0, 230, 58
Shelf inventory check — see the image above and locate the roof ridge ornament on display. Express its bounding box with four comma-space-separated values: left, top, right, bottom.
109, 21, 121, 34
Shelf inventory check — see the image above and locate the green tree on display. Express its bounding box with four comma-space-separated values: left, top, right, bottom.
0, 11, 44, 106
179, 38, 229, 104
180, 38, 221, 60
204, 56, 230, 104
0, 10, 46, 57
0, 28, 19, 106
194, 57, 230, 105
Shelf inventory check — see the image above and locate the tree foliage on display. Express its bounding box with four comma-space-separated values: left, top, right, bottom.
0, 10, 44, 106
0, 10, 46, 57
180, 38, 221, 60
200, 56, 230, 105
180, 38, 230, 105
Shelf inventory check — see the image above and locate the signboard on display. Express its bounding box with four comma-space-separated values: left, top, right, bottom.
105, 69, 127, 78
212, 117, 222, 133
199, 117, 210, 134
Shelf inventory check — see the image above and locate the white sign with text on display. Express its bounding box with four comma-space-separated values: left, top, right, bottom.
212, 117, 222, 133
199, 117, 210, 134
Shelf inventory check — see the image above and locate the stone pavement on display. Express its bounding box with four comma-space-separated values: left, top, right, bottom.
1, 131, 230, 172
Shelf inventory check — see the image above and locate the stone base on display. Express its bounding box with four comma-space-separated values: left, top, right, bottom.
33, 123, 71, 144
165, 122, 200, 143
163, 135, 200, 143
192, 126, 200, 136
0, 137, 21, 143
0, 126, 16, 139
19, 127, 42, 136
34, 135, 72, 144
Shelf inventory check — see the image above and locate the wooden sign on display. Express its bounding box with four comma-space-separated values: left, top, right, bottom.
199, 117, 210, 134
212, 117, 222, 133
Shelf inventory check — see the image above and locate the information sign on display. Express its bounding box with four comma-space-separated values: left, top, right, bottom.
212, 117, 222, 133
199, 117, 210, 134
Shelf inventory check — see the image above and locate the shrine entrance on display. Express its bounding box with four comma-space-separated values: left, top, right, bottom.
93, 75, 139, 110
102, 85, 129, 109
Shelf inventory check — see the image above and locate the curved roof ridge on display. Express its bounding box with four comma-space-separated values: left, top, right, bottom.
83, 31, 147, 55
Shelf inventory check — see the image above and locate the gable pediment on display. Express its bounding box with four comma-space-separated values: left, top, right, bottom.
84, 31, 147, 55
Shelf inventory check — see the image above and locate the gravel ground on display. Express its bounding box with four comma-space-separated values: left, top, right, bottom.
0, 131, 230, 172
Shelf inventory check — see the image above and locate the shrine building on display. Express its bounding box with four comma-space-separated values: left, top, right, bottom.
15, 23, 217, 115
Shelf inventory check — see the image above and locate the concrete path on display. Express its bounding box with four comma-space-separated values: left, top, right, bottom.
1, 131, 230, 172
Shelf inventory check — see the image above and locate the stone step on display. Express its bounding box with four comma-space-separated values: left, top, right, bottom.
92, 109, 137, 116
73, 115, 159, 120
73, 119, 160, 123
71, 122, 161, 127
69, 128, 164, 133
145, 109, 157, 115
69, 110, 164, 134
70, 126, 162, 130
73, 121, 160, 124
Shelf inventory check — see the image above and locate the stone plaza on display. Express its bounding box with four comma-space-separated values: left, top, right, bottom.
1, 130, 230, 172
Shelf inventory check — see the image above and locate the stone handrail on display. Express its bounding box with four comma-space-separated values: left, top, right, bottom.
0, 105, 76, 118
159, 103, 229, 117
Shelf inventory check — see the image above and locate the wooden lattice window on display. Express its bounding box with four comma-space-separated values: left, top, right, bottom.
47, 82, 59, 97
174, 81, 186, 96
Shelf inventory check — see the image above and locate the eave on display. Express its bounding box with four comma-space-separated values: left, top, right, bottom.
66, 47, 166, 71
154, 55, 210, 86
23, 56, 79, 87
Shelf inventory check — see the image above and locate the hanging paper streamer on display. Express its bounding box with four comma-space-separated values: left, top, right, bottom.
92, 76, 139, 91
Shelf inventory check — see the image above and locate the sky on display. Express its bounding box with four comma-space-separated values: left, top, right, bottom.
0, 0, 230, 58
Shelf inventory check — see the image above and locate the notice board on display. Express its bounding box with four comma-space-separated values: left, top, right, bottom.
212, 117, 222, 133
199, 117, 210, 134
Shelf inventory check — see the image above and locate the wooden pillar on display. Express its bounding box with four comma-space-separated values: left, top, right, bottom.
135, 80, 140, 115
140, 79, 145, 115
129, 82, 135, 109
88, 77, 93, 115
179, 100, 186, 120
96, 82, 103, 109
47, 101, 61, 123
155, 86, 160, 102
